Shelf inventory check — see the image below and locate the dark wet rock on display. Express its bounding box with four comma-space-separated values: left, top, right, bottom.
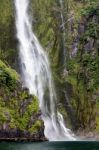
0, 123, 46, 141
78, 23, 85, 34
92, 15, 99, 23
84, 38, 94, 52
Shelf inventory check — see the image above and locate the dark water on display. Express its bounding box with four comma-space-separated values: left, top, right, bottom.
0, 141, 99, 150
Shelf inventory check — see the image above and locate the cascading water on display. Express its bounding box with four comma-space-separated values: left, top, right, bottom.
59, 0, 67, 73
60, 0, 65, 31
14, 0, 75, 141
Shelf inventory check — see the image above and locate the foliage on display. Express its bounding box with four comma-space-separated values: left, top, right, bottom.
0, 60, 19, 90
0, 0, 99, 133
0, 61, 42, 133
80, 0, 99, 16
29, 120, 43, 133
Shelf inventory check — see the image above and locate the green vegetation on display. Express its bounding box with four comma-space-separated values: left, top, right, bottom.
0, 60, 42, 134
0, 0, 99, 135
29, 120, 43, 133
65, 0, 99, 130
0, 60, 19, 90
0, 0, 16, 67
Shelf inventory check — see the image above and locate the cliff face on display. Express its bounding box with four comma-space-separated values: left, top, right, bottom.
31, 0, 99, 132
65, 2, 99, 130
0, 60, 45, 141
0, 0, 99, 136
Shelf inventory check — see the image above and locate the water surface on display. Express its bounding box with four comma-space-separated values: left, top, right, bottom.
0, 141, 99, 150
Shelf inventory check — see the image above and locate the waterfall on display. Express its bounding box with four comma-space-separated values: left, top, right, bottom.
59, 0, 67, 74
60, 0, 65, 31
14, 0, 75, 141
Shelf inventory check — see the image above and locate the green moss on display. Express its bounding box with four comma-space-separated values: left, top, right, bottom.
29, 120, 43, 133
20, 90, 30, 100
80, 1, 99, 17
0, 60, 42, 133
0, 60, 19, 80
0, 0, 13, 25
9, 118, 17, 129
0, 106, 10, 124
96, 117, 99, 131
16, 117, 29, 130
9, 97, 39, 131
0, 60, 19, 90
27, 97, 39, 114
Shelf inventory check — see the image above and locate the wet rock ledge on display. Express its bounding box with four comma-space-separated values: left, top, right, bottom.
0, 128, 46, 142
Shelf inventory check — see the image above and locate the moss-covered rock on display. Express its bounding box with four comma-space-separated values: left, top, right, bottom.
0, 0, 99, 135
0, 60, 45, 141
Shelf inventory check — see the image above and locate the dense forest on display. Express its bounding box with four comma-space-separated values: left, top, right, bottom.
0, 0, 99, 140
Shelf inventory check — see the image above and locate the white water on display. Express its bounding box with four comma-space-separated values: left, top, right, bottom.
14, 0, 75, 141
60, 0, 65, 31
59, 0, 67, 75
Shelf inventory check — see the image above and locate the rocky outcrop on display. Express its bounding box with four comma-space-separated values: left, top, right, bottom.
0, 128, 45, 142
0, 60, 45, 141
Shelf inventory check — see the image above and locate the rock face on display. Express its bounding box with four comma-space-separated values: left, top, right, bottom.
0, 128, 45, 141
0, 60, 45, 141
65, 3, 99, 130
54, 1, 99, 132
0, 0, 99, 135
